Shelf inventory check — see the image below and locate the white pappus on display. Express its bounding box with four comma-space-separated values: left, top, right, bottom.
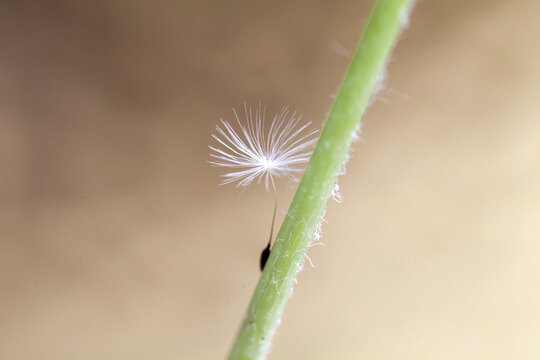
209, 103, 318, 191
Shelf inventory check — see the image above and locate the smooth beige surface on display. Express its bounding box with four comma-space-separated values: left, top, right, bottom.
1, 1, 539, 359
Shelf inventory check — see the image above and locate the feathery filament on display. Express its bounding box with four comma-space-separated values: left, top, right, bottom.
209, 104, 318, 190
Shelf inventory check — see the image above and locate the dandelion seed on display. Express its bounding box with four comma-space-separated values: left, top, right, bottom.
209, 103, 318, 271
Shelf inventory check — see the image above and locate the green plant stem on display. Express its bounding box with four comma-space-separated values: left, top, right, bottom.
228, 0, 414, 358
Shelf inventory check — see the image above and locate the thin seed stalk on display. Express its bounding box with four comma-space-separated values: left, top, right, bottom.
228, 0, 415, 358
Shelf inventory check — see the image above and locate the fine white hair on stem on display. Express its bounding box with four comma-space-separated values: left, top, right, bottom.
209, 103, 318, 190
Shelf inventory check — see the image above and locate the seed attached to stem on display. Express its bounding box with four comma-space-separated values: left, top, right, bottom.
209, 103, 318, 269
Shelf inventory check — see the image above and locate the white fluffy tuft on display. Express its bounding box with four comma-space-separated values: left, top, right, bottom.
209, 104, 318, 190
331, 182, 344, 203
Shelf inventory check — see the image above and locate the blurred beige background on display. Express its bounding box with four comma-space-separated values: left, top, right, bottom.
1, 0, 539, 359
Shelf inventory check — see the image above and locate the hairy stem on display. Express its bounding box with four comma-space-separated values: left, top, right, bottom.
228, 0, 415, 358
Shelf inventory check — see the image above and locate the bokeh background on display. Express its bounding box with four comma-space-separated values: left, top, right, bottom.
1, 0, 539, 359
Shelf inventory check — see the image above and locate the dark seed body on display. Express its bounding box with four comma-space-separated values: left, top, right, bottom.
259, 244, 271, 271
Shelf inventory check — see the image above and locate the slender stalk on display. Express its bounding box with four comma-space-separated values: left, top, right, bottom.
228, 1, 415, 358
260, 175, 277, 271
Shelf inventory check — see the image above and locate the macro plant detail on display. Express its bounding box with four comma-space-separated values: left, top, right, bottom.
212, 0, 416, 358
